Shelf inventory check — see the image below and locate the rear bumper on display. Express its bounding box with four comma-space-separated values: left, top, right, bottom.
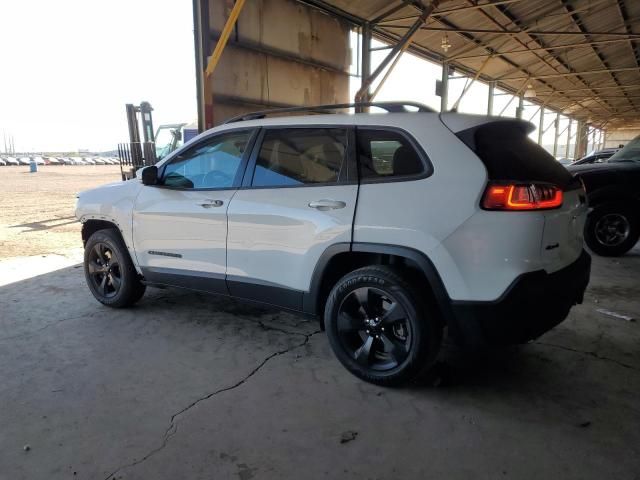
449, 250, 591, 346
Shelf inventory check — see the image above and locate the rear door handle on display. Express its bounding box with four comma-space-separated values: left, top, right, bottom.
199, 199, 224, 208
308, 199, 346, 211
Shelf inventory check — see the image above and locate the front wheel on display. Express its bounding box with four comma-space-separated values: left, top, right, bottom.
585, 203, 640, 257
324, 266, 442, 386
84, 228, 146, 307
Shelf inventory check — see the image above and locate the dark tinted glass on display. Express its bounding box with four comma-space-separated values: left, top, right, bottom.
162, 132, 251, 189
357, 129, 424, 179
464, 123, 573, 187
252, 128, 346, 187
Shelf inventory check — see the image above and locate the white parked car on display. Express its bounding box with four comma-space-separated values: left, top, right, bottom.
0, 158, 6, 166
4, 156, 19, 166
18, 157, 31, 165
76, 103, 591, 386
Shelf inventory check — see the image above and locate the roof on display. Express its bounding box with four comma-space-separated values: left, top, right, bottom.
300, 0, 640, 130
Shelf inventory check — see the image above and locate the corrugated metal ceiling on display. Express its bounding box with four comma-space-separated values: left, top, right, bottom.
304, 0, 640, 129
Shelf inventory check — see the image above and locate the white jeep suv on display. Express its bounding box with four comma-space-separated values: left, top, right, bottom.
76, 103, 591, 386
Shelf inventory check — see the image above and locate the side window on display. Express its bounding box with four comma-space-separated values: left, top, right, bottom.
357, 129, 424, 179
162, 131, 251, 189
252, 128, 347, 187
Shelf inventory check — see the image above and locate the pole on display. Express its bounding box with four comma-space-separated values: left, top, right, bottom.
565, 119, 573, 159
440, 62, 449, 112
355, 0, 441, 103
538, 108, 545, 145
516, 95, 524, 119
487, 81, 495, 115
358, 22, 372, 111
552, 112, 560, 158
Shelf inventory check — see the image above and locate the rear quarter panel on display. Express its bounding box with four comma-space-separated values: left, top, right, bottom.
352, 115, 488, 300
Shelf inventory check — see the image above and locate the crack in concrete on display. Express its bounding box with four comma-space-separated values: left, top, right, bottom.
102, 328, 322, 480
535, 341, 639, 372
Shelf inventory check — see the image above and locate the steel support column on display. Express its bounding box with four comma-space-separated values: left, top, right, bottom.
440, 62, 449, 112
552, 112, 560, 157
355, 0, 441, 104
359, 22, 372, 107
202, 0, 247, 130
565, 119, 573, 159
576, 121, 588, 158
487, 81, 495, 115
516, 95, 524, 119
538, 107, 545, 145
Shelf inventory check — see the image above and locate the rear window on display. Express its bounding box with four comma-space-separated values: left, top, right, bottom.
357, 129, 425, 180
458, 123, 573, 188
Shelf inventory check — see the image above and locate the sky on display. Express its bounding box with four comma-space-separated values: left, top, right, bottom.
0, 0, 197, 152
0, 2, 598, 155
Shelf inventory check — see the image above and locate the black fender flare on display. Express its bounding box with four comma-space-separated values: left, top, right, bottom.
304, 242, 455, 326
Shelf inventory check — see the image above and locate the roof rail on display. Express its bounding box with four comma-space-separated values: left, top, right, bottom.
223, 101, 436, 124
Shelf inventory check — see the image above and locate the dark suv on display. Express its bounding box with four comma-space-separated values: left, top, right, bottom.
567, 136, 640, 256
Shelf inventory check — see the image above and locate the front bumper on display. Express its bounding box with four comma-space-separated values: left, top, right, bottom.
449, 250, 591, 346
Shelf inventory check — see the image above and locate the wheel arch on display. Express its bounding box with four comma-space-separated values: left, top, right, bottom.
81, 219, 124, 246
304, 243, 455, 328
586, 185, 640, 212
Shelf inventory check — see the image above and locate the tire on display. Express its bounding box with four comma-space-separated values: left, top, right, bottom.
324, 266, 443, 386
84, 228, 146, 307
585, 203, 640, 257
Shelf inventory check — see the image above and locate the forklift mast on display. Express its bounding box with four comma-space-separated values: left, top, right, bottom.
117, 101, 197, 181
118, 101, 158, 181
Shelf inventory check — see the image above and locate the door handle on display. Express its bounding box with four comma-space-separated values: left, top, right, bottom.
199, 199, 224, 208
308, 199, 346, 211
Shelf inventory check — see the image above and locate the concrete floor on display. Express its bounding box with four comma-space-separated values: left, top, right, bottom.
1, 246, 639, 480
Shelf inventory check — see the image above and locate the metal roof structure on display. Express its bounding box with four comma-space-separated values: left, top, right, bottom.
300, 0, 640, 130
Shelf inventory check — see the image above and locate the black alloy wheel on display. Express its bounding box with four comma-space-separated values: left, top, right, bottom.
585, 203, 640, 257
325, 266, 442, 386
594, 213, 630, 248
84, 228, 146, 307
87, 242, 122, 298
337, 287, 412, 371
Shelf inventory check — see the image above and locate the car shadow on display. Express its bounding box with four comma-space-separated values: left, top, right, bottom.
1, 263, 636, 398
9, 216, 77, 231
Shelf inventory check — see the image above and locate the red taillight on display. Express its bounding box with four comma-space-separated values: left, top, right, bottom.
482, 182, 563, 211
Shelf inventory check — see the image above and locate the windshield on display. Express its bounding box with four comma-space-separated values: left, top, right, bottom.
155, 127, 182, 160
608, 135, 640, 163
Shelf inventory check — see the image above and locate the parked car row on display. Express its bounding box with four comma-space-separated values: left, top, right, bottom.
0, 156, 120, 166
570, 147, 620, 165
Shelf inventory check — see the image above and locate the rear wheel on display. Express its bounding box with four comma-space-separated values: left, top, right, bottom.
324, 266, 442, 386
84, 228, 146, 307
585, 203, 639, 257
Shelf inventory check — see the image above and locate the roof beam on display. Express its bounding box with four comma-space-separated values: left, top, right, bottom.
536, 85, 640, 94
484, 2, 615, 118
384, 25, 640, 37
452, 38, 640, 61
378, 0, 524, 22
615, 0, 640, 70
504, 67, 640, 80
371, 1, 407, 25
557, 0, 635, 119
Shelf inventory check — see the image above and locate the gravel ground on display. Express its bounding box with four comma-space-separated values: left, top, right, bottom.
0, 165, 122, 259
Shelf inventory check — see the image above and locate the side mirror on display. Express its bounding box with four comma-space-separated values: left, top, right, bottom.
141, 165, 159, 186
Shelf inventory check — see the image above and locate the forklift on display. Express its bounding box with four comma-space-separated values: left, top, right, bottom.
117, 101, 197, 180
